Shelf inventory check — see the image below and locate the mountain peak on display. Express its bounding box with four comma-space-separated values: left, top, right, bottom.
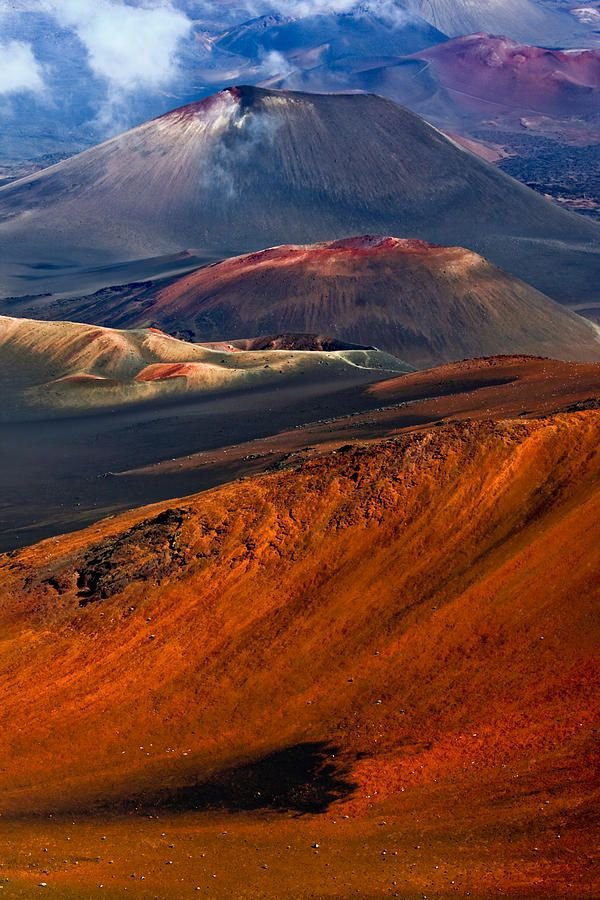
1, 87, 598, 305
155, 85, 307, 127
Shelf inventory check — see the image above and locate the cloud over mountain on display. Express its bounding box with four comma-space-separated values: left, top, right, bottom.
0, 39, 45, 96
43, 0, 191, 124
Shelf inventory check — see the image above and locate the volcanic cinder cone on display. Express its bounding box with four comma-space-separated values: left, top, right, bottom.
65, 236, 600, 368
415, 35, 600, 120
0, 87, 599, 305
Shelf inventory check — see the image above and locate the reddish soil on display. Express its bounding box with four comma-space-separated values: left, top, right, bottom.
135, 363, 203, 382
0, 360, 598, 896
100, 237, 600, 368
419, 35, 600, 119
367, 354, 600, 413
154, 87, 242, 125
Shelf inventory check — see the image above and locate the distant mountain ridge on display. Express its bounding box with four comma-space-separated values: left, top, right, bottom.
215, 6, 447, 59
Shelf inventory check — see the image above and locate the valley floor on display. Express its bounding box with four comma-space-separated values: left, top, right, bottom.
2, 788, 595, 900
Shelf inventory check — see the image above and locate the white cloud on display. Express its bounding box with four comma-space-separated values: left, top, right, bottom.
44, 0, 192, 94
37, 0, 192, 131
195, 90, 281, 197
235, 0, 415, 22
171, 0, 416, 24
265, 0, 356, 13
257, 49, 295, 77
0, 39, 46, 95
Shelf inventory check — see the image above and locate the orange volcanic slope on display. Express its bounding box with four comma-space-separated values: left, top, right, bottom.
366, 354, 600, 415
72, 236, 600, 368
1, 403, 598, 868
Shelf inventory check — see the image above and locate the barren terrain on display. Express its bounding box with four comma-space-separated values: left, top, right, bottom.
0, 403, 598, 897
38, 236, 600, 368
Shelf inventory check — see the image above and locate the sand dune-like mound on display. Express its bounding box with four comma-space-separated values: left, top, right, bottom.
0, 314, 408, 418
0, 409, 598, 896
1, 87, 599, 305
64, 236, 600, 368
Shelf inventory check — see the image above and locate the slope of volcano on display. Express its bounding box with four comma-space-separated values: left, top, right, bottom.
53, 236, 600, 368
0, 407, 598, 897
1, 87, 599, 305
0, 314, 406, 419
411, 0, 593, 46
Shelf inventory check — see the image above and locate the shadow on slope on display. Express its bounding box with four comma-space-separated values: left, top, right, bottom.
142, 742, 357, 816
